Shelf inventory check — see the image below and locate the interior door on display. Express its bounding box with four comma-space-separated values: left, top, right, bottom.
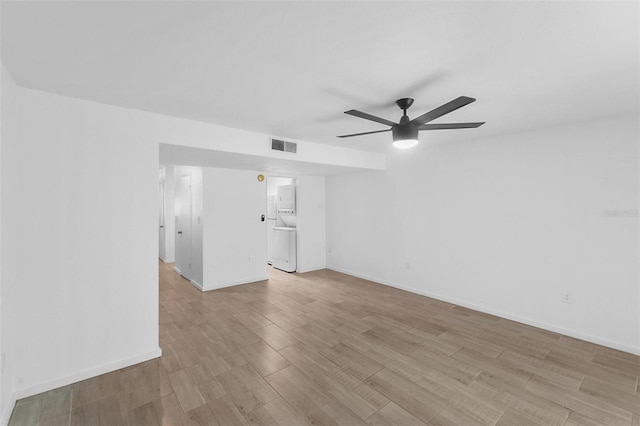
175, 173, 192, 279
159, 181, 165, 260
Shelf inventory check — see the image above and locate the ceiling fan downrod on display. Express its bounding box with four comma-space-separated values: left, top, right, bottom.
396, 98, 414, 122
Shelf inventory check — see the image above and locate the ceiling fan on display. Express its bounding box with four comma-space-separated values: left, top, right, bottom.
338, 96, 485, 149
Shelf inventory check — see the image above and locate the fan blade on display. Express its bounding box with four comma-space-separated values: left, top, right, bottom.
410, 96, 476, 125
419, 122, 485, 130
337, 129, 391, 138
345, 110, 397, 127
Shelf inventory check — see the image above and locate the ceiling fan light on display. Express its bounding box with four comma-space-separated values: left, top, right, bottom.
392, 125, 419, 149
392, 139, 419, 149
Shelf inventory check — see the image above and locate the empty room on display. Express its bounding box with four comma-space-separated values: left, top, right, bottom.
1, 1, 638, 425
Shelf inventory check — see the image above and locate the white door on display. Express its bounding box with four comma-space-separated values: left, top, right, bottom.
159, 181, 165, 260
175, 173, 192, 280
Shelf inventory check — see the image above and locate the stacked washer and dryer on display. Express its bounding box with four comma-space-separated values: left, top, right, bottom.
269, 184, 297, 272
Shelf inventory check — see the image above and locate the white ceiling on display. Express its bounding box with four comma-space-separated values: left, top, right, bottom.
2, 1, 639, 154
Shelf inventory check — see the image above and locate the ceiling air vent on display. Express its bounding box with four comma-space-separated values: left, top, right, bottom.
271, 138, 297, 154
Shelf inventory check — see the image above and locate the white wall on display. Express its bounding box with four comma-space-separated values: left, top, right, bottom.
1, 74, 162, 406
1, 65, 18, 424
0, 26, 3, 417
297, 176, 326, 273
157, 127, 385, 172
175, 166, 267, 290
202, 167, 268, 290
327, 114, 640, 354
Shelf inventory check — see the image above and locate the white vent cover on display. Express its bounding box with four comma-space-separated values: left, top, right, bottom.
271, 138, 297, 153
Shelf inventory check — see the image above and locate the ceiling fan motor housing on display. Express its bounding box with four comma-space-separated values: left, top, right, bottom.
392, 122, 419, 141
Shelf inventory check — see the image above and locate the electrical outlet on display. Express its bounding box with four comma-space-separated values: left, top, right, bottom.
405, 262, 411, 271
327, 247, 332, 254
247, 256, 252, 262
561, 292, 571, 304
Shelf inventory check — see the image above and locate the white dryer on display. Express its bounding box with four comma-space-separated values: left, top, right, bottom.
272, 227, 296, 272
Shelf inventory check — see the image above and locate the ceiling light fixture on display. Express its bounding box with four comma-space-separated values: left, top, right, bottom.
392, 123, 419, 149
392, 138, 419, 149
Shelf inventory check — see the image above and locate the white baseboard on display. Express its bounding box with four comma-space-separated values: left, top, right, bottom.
327, 266, 398, 288
173, 266, 181, 275
202, 275, 269, 292
1, 392, 17, 426
11, 347, 162, 404
327, 266, 640, 356
297, 265, 326, 273
189, 276, 269, 292
189, 279, 203, 290
160, 257, 175, 264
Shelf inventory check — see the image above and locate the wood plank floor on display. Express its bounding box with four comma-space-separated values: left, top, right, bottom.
10, 261, 640, 425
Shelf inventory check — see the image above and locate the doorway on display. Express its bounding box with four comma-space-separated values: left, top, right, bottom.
266, 176, 297, 272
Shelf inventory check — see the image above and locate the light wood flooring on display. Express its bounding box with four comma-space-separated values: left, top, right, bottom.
10, 261, 640, 425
